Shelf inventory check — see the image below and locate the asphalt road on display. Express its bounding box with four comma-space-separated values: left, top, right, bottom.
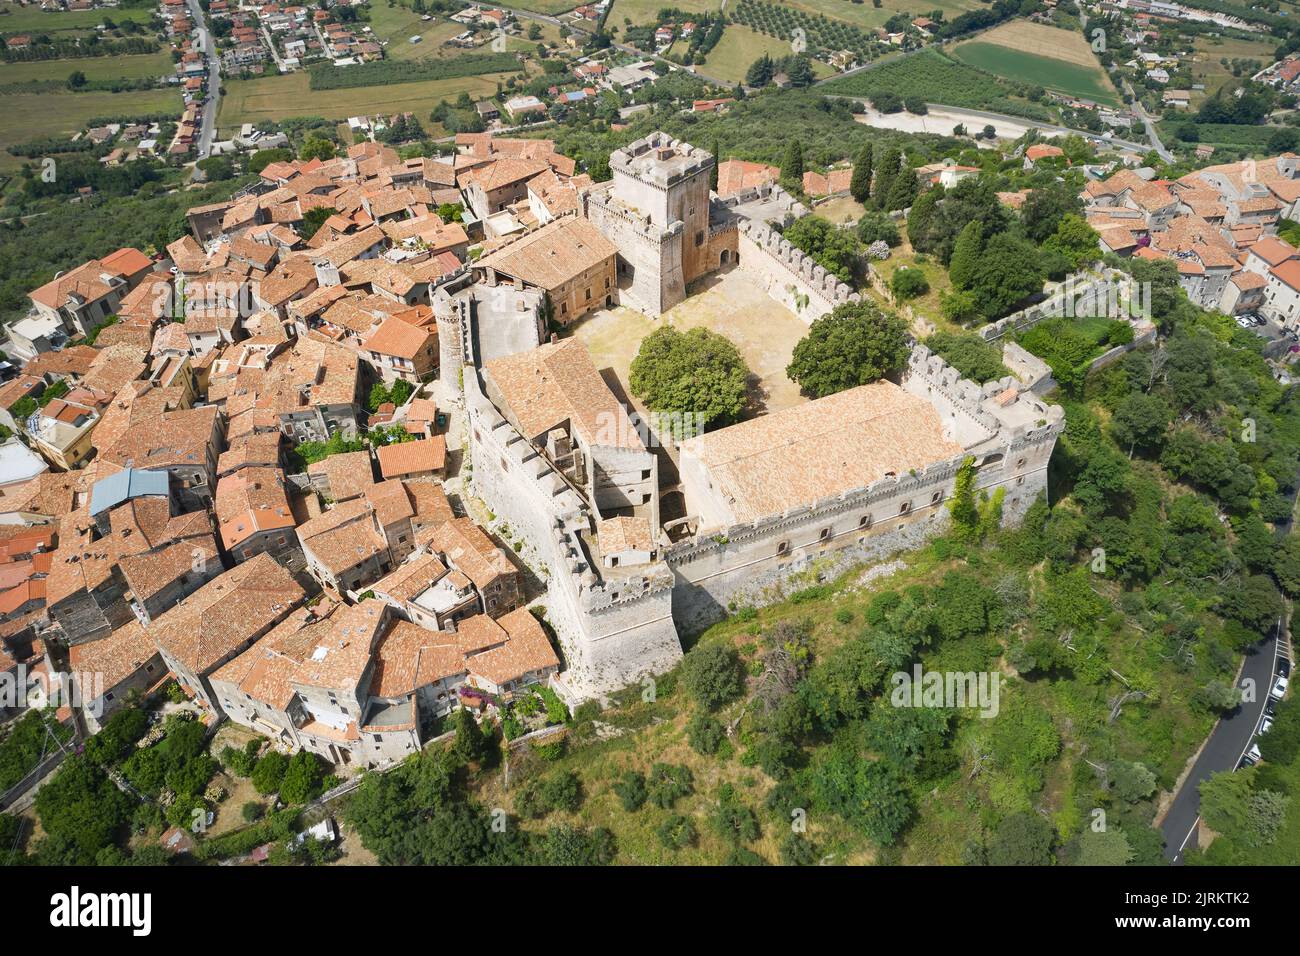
1159, 399, 1298, 863
1159, 619, 1287, 863
185, 0, 221, 159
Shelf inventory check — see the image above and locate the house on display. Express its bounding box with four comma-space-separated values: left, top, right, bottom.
802, 167, 854, 198
362, 316, 437, 384
99, 405, 223, 511
27, 248, 154, 337
375, 436, 446, 481
297, 497, 392, 594
715, 159, 780, 198
69, 619, 164, 732
150, 552, 306, 710
215, 467, 298, 563
420, 517, 521, 617
370, 551, 477, 631
502, 95, 545, 121
1024, 143, 1065, 167
307, 450, 376, 502
473, 216, 618, 324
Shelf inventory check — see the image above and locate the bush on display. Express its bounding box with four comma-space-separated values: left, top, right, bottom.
856, 212, 900, 247
241, 801, 264, 824
656, 814, 697, 849
251, 751, 289, 796
538, 770, 583, 813
278, 750, 328, 804
612, 771, 648, 811
687, 711, 726, 755
890, 266, 930, 300
681, 643, 744, 710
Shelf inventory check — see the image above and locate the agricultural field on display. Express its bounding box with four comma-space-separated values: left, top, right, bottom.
366, 9, 465, 61
822, 48, 1056, 121
951, 21, 1119, 106
699, 23, 832, 85
781, 0, 986, 31
608, 0, 720, 26
501, 0, 582, 13
0, 86, 181, 173
1186, 33, 1277, 99
216, 69, 511, 132
0, 1, 155, 33
0, 50, 174, 85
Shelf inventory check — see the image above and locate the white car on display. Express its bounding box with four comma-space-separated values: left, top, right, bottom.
1271, 674, 1289, 700
1261, 716, 1274, 735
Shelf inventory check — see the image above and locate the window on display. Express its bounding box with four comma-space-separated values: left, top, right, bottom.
585, 288, 592, 301
859, 514, 872, 529
819, 527, 832, 542
374, 734, 383, 743
1016, 458, 1026, 469
694, 231, 704, 247
931, 491, 942, 504
776, 540, 790, 556
105, 692, 114, 702
641, 469, 651, 480
899, 501, 911, 514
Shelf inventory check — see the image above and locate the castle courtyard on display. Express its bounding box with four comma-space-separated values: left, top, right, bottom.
570, 265, 811, 420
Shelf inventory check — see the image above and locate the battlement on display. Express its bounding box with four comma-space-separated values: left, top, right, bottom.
585, 186, 683, 243
738, 218, 861, 309
610, 131, 714, 190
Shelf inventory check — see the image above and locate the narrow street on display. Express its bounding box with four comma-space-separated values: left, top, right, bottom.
185, 0, 222, 158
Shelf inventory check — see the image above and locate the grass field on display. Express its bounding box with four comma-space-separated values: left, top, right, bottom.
701, 23, 832, 85
0, 86, 181, 172
503, 0, 581, 12
0, 50, 174, 84
1187, 34, 1276, 98
780, 0, 984, 31
0, 1, 155, 32
609, 0, 720, 25
952, 21, 1119, 106
216, 69, 513, 132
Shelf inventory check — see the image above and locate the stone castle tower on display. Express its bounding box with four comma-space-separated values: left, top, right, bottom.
584, 132, 715, 315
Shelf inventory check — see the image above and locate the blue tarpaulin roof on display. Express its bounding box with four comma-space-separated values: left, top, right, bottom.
88, 467, 169, 517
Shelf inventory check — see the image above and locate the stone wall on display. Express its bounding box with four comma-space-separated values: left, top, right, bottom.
464, 371, 682, 696
977, 271, 1118, 342
662, 345, 1064, 633
734, 218, 861, 324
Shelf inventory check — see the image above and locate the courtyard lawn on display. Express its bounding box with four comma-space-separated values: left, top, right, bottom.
570, 266, 811, 421
216, 69, 513, 133
780, 0, 985, 31
608, 0, 720, 25
1188, 34, 1277, 100
363, 6, 466, 61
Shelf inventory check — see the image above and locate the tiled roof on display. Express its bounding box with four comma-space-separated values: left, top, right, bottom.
375, 436, 445, 478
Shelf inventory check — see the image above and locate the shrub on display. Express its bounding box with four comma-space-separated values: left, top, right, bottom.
681, 643, 744, 710
251, 751, 289, 796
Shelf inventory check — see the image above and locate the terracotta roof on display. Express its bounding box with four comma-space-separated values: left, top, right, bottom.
362, 315, 434, 360
375, 437, 445, 478
149, 552, 305, 675
679, 381, 966, 523
307, 450, 375, 501
474, 216, 617, 291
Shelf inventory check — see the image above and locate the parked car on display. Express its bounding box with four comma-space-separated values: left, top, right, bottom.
1270, 674, 1289, 700
1261, 716, 1274, 734
1277, 656, 1291, 678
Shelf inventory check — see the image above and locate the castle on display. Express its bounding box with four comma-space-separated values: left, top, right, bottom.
452, 132, 1065, 696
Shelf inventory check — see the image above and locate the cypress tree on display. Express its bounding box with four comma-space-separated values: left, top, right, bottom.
782, 140, 804, 183
850, 142, 873, 203
948, 220, 984, 290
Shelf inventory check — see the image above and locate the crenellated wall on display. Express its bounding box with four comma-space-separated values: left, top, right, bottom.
734, 218, 861, 323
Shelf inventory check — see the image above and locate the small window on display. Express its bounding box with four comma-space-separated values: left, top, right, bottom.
1016, 476, 1024, 486
641, 469, 651, 480
859, 514, 872, 529
819, 527, 831, 542
105, 692, 115, 702
899, 501, 911, 514
931, 491, 942, 504
1016, 458, 1026, 469
694, 231, 704, 247
776, 540, 790, 556
374, 734, 383, 743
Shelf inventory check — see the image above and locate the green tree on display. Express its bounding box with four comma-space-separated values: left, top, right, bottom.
301, 205, 338, 240
686, 711, 725, 755
964, 233, 1045, 319
783, 215, 861, 283
646, 763, 694, 809
782, 139, 804, 183
987, 811, 1055, 866
947, 220, 983, 291
299, 136, 337, 162
612, 771, 648, 812
629, 326, 750, 430
890, 266, 929, 300
1112, 760, 1157, 804
786, 302, 911, 398
279, 750, 327, 804
1043, 213, 1101, 270
251, 751, 289, 795
1073, 827, 1133, 865
1109, 391, 1171, 456
850, 142, 873, 203
656, 813, 696, 849
450, 707, 489, 764
680, 642, 743, 710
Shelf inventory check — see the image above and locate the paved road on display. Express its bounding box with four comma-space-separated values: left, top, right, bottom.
185, 0, 221, 158
1159, 422, 1298, 863
1121, 78, 1173, 162
1159, 619, 1287, 862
